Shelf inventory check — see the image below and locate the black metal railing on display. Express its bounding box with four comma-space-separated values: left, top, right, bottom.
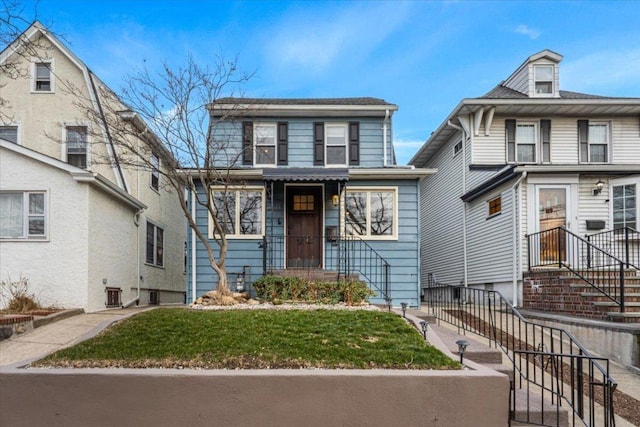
261, 234, 390, 304
527, 226, 627, 312
587, 227, 639, 270
423, 285, 617, 427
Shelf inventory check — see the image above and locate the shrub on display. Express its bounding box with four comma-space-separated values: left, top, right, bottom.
0, 275, 42, 313
254, 275, 375, 305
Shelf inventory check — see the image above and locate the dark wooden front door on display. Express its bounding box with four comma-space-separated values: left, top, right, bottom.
287, 186, 323, 268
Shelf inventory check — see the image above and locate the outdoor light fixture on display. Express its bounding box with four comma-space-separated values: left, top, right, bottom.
456, 340, 470, 364
401, 302, 408, 318
593, 179, 605, 196
332, 194, 339, 207
420, 320, 428, 339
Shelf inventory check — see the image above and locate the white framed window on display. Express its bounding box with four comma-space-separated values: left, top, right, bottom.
0, 191, 47, 239
31, 60, 54, 93
588, 123, 608, 163
325, 123, 348, 166
0, 125, 19, 144
150, 153, 160, 191
146, 221, 164, 267
254, 123, 277, 166
487, 195, 502, 218
66, 126, 88, 168
453, 140, 463, 157
210, 186, 264, 238
344, 187, 397, 240
611, 179, 637, 231
507, 121, 537, 163
534, 65, 554, 95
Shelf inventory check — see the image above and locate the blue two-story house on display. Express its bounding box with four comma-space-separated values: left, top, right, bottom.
186, 98, 435, 307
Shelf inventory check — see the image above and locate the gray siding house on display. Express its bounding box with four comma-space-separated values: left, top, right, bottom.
186, 98, 434, 307
410, 50, 640, 306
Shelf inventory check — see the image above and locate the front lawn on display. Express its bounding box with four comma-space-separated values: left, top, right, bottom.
36, 308, 459, 370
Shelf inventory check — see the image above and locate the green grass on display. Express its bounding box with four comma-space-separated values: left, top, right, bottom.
36, 308, 460, 370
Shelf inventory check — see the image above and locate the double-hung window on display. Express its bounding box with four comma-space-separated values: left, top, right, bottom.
579, 121, 609, 163
0, 192, 46, 239
66, 126, 88, 168
0, 126, 18, 144
345, 187, 397, 239
506, 120, 537, 163
146, 221, 164, 267
534, 65, 554, 95
254, 123, 277, 166
32, 61, 53, 92
150, 153, 160, 191
612, 182, 637, 231
210, 187, 264, 238
325, 124, 348, 166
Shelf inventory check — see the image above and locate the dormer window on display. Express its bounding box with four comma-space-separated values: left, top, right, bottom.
534, 65, 554, 95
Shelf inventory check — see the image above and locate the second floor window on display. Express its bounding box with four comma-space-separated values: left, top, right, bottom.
66, 126, 88, 168
210, 187, 264, 238
150, 153, 160, 191
254, 123, 277, 166
325, 124, 348, 166
506, 120, 537, 163
146, 221, 164, 267
0, 126, 18, 144
579, 120, 608, 163
33, 62, 53, 92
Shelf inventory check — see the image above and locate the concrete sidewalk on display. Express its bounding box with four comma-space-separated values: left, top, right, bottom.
0, 307, 153, 369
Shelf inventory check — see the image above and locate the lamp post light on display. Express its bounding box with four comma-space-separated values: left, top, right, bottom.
401, 302, 408, 318
420, 320, 428, 339
456, 340, 469, 364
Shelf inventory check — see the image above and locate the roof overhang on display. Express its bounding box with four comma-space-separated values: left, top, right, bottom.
263, 168, 349, 182
410, 98, 640, 167
208, 103, 398, 118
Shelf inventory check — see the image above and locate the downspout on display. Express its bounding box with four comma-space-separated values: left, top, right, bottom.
511, 171, 527, 307
191, 187, 197, 303
122, 208, 144, 308
383, 109, 389, 167
448, 118, 468, 288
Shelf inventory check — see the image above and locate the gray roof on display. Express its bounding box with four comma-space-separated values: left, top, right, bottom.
480, 84, 611, 100
262, 167, 349, 182
215, 97, 395, 106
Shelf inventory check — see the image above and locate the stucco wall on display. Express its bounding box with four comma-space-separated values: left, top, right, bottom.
0, 148, 89, 309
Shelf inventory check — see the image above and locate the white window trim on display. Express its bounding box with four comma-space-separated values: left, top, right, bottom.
0, 191, 48, 240
150, 153, 160, 192
253, 122, 277, 167
209, 186, 266, 239
487, 195, 502, 219
610, 176, 639, 233
0, 123, 20, 145
145, 219, 165, 268
532, 64, 555, 97
325, 122, 349, 167
63, 123, 91, 168
342, 186, 398, 241
587, 121, 610, 164
30, 58, 55, 93
516, 121, 538, 164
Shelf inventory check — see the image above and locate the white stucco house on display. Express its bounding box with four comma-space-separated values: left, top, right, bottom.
410, 50, 640, 307
0, 22, 186, 312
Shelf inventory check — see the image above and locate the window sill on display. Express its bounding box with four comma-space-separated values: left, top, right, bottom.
150, 186, 160, 195
144, 262, 165, 269
0, 237, 49, 242
486, 212, 502, 220
30, 90, 55, 94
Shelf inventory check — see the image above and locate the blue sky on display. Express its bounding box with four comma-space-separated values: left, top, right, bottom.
15, 0, 640, 164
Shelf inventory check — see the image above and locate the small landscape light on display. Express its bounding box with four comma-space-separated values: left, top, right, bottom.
456, 340, 469, 364
401, 302, 408, 318
420, 320, 428, 339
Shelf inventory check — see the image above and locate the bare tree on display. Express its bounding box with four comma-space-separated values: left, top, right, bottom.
79, 54, 254, 296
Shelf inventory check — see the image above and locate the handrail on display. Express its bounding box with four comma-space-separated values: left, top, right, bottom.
587, 226, 639, 270
527, 226, 627, 312
261, 234, 391, 304
423, 284, 617, 426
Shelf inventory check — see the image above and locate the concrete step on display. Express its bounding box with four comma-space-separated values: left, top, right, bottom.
512, 388, 569, 427
428, 323, 504, 365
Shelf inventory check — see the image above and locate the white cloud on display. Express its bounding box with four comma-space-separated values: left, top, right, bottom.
515, 24, 540, 40
562, 49, 640, 96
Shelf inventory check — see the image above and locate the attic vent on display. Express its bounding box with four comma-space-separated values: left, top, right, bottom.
106, 288, 121, 308
453, 141, 463, 157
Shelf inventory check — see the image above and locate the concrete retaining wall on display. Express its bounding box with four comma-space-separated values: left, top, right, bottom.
0, 368, 509, 427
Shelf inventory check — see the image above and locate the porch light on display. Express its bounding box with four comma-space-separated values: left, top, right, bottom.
592, 179, 605, 196
401, 302, 408, 318
420, 320, 428, 339
332, 194, 339, 207
456, 340, 470, 364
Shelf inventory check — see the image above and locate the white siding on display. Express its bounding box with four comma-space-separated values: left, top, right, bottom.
612, 117, 640, 163
472, 117, 508, 165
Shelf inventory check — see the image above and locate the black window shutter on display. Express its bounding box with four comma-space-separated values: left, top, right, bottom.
578, 120, 589, 163
540, 120, 551, 163
242, 121, 253, 165
349, 122, 360, 166
313, 122, 324, 165
277, 122, 288, 165
505, 119, 516, 162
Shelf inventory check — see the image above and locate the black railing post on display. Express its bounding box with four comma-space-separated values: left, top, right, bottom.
576, 356, 584, 418
625, 227, 630, 268
557, 227, 562, 268
620, 260, 625, 313
527, 234, 532, 271
586, 234, 592, 268
262, 235, 268, 275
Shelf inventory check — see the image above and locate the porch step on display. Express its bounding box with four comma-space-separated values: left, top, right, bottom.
270, 269, 359, 282
512, 388, 569, 427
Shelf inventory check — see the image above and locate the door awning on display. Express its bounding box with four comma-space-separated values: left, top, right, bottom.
262, 167, 349, 182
